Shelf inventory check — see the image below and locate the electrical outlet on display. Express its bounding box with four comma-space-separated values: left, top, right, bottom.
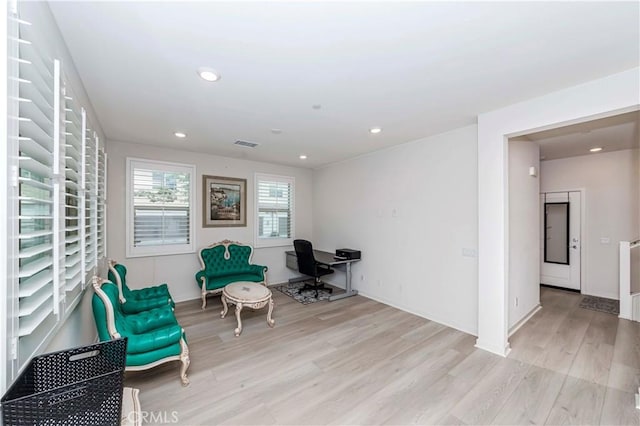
515, 297, 519, 307
360, 274, 365, 281
462, 248, 477, 257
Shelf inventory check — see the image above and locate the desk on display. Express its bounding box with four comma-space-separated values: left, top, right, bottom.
285, 250, 360, 301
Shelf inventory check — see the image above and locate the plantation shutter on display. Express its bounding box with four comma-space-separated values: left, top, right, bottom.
256, 174, 294, 245
128, 159, 194, 255
97, 148, 107, 259
63, 92, 82, 303
15, 17, 61, 365
83, 121, 97, 273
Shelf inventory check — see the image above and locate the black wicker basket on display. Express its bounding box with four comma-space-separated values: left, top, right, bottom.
1, 339, 127, 426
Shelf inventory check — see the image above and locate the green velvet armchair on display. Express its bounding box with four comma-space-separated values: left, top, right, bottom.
108, 260, 174, 314
91, 276, 190, 386
195, 240, 268, 309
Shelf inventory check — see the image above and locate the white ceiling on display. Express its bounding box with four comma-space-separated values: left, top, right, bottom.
48, 1, 640, 169
514, 111, 640, 161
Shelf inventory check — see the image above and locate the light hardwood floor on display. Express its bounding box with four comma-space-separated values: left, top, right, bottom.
125, 286, 640, 425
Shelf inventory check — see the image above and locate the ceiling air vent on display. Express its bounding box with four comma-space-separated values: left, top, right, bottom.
234, 140, 259, 148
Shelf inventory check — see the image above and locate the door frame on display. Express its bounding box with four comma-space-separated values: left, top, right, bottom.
477, 68, 638, 357
540, 189, 586, 293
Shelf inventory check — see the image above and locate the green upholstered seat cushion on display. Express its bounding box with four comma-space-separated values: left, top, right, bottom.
121, 296, 172, 315
127, 305, 178, 334
196, 272, 266, 290
92, 281, 185, 366
126, 342, 182, 367
125, 324, 183, 354
108, 263, 174, 305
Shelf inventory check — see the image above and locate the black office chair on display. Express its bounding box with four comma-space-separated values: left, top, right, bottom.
293, 239, 334, 298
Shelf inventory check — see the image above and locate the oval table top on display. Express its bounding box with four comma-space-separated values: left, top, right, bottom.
223, 281, 271, 303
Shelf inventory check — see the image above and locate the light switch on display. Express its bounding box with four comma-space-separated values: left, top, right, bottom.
600, 237, 610, 244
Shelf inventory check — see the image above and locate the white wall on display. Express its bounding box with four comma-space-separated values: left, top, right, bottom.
16, 2, 108, 354
478, 67, 640, 356
106, 140, 313, 303
313, 125, 478, 335
541, 149, 640, 299
509, 141, 540, 329
508, 141, 540, 329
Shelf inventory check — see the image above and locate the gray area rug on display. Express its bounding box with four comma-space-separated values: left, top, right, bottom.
275, 282, 332, 304
579, 295, 619, 315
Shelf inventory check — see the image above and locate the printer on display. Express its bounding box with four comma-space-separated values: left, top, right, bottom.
335, 248, 361, 260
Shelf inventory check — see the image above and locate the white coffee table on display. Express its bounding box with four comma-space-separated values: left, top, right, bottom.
221, 281, 275, 336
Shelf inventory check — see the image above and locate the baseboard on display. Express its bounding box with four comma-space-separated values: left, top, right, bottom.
356, 289, 477, 336
509, 304, 541, 337
475, 339, 511, 357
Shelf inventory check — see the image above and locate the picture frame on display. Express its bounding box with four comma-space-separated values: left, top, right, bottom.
202, 175, 247, 227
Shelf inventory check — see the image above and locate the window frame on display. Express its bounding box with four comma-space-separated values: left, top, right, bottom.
126, 158, 196, 258
254, 173, 295, 248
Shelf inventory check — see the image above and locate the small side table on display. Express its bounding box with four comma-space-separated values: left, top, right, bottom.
221, 281, 275, 336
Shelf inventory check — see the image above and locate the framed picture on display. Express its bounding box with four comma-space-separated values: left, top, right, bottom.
202, 175, 247, 227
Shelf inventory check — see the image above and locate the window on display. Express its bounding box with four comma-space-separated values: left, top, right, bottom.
126, 159, 195, 257
255, 173, 294, 247
3, 8, 108, 389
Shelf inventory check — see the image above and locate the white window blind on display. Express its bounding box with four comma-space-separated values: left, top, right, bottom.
97, 148, 107, 259
4, 6, 109, 386
63, 91, 82, 303
15, 17, 60, 366
255, 173, 294, 248
83, 122, 97, 272
126, 159, 195, 257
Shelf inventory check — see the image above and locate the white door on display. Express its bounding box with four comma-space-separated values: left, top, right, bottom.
541, 191, 581, 290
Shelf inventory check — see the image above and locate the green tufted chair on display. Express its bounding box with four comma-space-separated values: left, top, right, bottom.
108, 260, 174, 314
195, 240, 268, 309
91, 276, 190, 386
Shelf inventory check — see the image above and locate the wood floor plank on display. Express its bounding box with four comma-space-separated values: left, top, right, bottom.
450, 357, 530, 425
599, 387, 640, 426
532, 307, 593, 375
544, 376, 606, 425
607, 361, 640, 393
125, 287, 640, 425
612, 318, 640, 370
492, 365, 566, 425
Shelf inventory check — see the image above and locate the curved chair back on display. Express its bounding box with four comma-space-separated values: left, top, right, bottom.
92, 277, 124, 342
197, 240, 256, 274
108, 260, 130, 303
294, 239, 317, 277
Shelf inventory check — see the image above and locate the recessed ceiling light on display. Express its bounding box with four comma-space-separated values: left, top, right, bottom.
271, 128, 282, 135
198, 67, 220, 82
312, 104, 322, 110
590, 147, 602, 152
369, 127, 382, 134
174, 131, 187, 138
299, 155, 307, 160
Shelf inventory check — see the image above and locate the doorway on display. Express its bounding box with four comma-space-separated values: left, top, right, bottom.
541, 191, 581, 291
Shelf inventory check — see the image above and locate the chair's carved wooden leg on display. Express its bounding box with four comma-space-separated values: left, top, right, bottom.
220, 295, 228, 318
201, 292, 207, 310
267, 297, 275, 328
179, 337, 190, 386
234, 303, 243, 336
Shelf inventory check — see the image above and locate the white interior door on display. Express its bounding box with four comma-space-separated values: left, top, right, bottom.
541, 191, 581, 290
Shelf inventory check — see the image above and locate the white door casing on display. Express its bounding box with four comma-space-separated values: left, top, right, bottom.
541, 191, 581, 290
